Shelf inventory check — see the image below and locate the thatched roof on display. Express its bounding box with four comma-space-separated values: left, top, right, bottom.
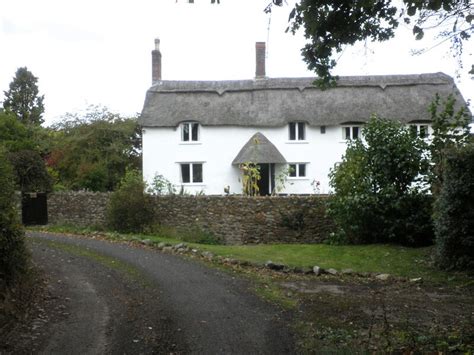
232, 133, 286, 165
139, 73, 470, 128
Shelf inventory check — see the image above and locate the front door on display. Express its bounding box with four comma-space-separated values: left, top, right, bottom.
257, 164, 275, 196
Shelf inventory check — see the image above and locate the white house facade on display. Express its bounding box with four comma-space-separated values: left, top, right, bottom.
139, 40, 469, 195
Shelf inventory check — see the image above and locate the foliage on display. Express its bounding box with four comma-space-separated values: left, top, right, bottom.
0, 110, 36, 152
7, 150, 52, 193
272, 166, 293, 195
3, 67, 45, 125
239, 163, 261, 196
48, 105, 141, 191
265, 0, 474, 87
434, 144, 474, 270
428, 94, 471, 195
0, 149, 29, 287
106, 169, 154, 233
328, 115, 432, 245
147, 173, 176, 195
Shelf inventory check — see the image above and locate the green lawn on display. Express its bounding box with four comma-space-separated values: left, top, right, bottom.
31, 225, 470, 284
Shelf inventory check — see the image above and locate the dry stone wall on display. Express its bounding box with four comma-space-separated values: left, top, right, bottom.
153, 195, 333, 244
47, 192, 334, 244
48, 191, 111, 228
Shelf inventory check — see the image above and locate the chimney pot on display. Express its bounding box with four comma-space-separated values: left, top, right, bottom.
255, 42, 266, 78
152, 38, 162, 84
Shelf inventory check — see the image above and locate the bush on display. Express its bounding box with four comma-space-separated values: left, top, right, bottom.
8, 149, 52, 192
106, 169, 154, 233
0, 149, 29, 287
328, 116, 433, 246
434, 145, 474, 270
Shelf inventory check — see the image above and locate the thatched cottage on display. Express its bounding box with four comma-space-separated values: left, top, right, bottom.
139, 40, 469, 195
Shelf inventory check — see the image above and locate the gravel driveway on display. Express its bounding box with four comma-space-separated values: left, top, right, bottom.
20, 231, 294, 354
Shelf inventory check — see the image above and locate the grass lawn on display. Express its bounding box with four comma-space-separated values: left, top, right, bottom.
30, 224, 471, 284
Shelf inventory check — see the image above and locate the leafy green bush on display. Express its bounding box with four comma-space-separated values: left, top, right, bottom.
0, 149, 29, 287
328, 116, 433, 246
8, 150, 52, 192
106, 169, 154, 233
434, 145, 474, 270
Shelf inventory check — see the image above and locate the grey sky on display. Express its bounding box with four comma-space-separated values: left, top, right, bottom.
0, 0, 472, 126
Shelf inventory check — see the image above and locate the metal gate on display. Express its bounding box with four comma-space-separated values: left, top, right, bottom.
22, 192, 48, 225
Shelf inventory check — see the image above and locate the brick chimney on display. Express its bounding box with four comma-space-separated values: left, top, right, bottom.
255, 42, 266, 79
152, 38, 162, 84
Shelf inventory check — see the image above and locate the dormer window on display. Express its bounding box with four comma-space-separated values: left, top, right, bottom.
343, 126, 361, 140
289, 122, 306, 141
410, 124, 429, 138
181, 122, 199, 142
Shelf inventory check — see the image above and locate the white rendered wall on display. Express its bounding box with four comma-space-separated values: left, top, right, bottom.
142, 124, 352, 195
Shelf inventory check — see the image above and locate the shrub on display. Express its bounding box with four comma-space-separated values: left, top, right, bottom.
328, 116, 433, 246
0, 149, 29, 287
106, 169, 154, 233
8, 150, 52, 192
434, 145, 474, 270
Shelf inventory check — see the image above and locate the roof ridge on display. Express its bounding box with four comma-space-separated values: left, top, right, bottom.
149, 72, 451, 94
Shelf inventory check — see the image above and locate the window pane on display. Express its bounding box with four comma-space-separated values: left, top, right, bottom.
298, 122, 306, 140
352, 127, 359, 139
181, 164, 190, 183
410, 125, 418, 136
298, 164, 306, 177
182, 123, 189, 141
419, 125, 427, 138
344, 127, 351, 140
191, 123, 199, 141
192, 164, 203, 183
320, 125, 326, 134
289, 122, 296, 140
289, 164, 296, 177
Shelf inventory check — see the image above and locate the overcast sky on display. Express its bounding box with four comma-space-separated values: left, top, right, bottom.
0, 0, 472, 126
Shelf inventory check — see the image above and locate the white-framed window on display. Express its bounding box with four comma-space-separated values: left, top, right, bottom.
288, 163, 307, 178
181, 122, 199, 142
342, 126, 361, 140
410, 124, 429, 138
180, 163, 203, 183
289, 122, 306, 141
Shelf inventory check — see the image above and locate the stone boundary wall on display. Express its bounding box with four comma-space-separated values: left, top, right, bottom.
153, 195, 334, 244
48, 191, 111, 228
47, 192, 334, 244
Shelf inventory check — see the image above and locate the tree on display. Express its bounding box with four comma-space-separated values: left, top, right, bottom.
328, 115, 432, 245
267, 0, 473, 87
48, 105, 141, 191
3, 67, 45, 125
428, 94, 471, 195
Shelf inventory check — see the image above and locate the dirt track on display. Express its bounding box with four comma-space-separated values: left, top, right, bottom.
8, 232, 293, 354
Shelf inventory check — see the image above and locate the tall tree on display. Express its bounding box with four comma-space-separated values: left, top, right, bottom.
3, 67, 45, 125
266, 0, 473, 87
